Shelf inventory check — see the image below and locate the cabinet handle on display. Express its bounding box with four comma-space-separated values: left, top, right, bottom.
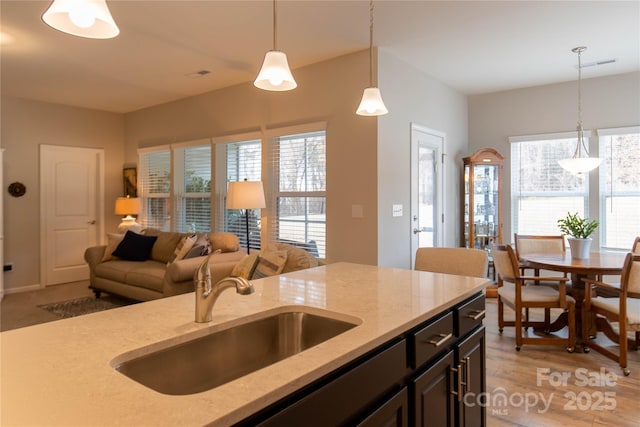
463, 356, 471, 393
465, 309, 486, 320
426, 332, 452, 347
450, 365, 462, 402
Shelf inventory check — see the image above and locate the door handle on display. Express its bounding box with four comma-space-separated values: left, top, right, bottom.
413, 228, 422, 234
87, 220, 96, 225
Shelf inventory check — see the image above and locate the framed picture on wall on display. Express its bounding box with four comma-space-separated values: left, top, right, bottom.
123, 167, 137, 197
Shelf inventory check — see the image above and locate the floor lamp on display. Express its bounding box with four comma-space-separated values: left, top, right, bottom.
226, 180, 266, 254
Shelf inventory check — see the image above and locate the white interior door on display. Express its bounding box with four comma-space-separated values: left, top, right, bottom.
40, 145, 104, 286
410, 125, 444, 268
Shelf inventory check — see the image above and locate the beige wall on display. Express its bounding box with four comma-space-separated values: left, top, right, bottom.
124, 50, 379, 266
377, 50, 469, 268
1, 96, 124, 292
468, 71, 640, 242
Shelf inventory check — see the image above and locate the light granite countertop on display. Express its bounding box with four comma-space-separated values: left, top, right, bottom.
1, 262, 489, 426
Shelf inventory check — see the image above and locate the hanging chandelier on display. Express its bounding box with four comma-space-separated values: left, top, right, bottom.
558, 46, 601, 174
356, 0, 388, 116
254, 0, 297, 91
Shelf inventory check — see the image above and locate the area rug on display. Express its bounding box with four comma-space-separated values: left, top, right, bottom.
38, 296, 133, 319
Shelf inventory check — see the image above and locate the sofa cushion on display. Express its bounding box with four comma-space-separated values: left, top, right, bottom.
112, 231, 157, 261
172, 234, 197, 262
209, 232, 240, 253
124, 264, 166, 292
252, 249, 288, 279
102, 233, 124, 262
231, 254, 260, 279
271, 242, 319, 273
142, 230, 184, 263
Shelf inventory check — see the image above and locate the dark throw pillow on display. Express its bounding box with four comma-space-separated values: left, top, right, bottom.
112, 231, 158, 261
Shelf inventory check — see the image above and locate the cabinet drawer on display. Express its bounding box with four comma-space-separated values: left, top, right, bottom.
255, 339, 407, 427
456, 293, 485, 338
411, 311, 454, 369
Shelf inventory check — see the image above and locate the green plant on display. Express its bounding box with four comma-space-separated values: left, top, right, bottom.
557, 212, 599, 239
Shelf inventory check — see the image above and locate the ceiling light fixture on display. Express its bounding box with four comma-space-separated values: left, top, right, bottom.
42, 0, 119, 39
356, 0, 388, 116
254, 0, 297, 91
558, 46, 601, 174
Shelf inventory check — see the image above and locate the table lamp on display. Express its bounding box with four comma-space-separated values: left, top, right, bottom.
115, 196, 142, 233
226, 180, 266, 254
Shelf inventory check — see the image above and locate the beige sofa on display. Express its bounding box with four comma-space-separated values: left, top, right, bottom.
84, 230, 246, 301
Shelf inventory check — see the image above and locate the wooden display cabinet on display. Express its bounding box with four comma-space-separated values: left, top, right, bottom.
462, 148, 503, 297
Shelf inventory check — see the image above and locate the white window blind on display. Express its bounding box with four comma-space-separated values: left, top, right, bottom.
173, 144, 211, 233
214, 139, 262, 249
268, 129, 326, 258
510, 134, 589, 235
599, 127, 640, 250
138, 148, 171, 231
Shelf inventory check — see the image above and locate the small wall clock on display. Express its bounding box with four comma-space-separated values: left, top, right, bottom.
8, 182, 26, 197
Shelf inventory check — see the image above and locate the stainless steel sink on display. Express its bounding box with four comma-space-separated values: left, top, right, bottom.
113, 309, 359, 395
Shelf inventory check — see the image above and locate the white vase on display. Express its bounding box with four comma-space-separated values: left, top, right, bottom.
568, 238, 592, 260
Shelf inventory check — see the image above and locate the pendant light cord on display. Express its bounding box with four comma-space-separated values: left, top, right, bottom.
368, 0, 374, 86
574, 46, 589, 157
273, 0, 277, 51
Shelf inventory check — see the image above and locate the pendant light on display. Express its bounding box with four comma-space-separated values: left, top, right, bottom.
42, 0, 119, 39
558, 46, 601, 174
356, 0, 388, 116
254, 0, 297, 91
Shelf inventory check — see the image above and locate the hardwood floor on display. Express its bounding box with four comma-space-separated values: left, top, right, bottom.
484, 298, 640, 427
1, 284, 638, 425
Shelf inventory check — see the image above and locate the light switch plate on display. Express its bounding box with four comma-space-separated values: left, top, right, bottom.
392, 204, 403, 217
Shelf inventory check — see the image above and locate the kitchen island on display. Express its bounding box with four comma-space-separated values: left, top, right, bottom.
1, 262, 489, 426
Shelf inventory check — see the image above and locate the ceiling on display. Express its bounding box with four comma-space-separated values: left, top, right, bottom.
1, 1, 638, 114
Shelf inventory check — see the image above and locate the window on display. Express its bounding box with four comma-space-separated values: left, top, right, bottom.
214, 137, 262, 249
511, 127, 640, 250
139, 147, 171, 231
510, 133, 589, 235
599, 127, 640, 249
173, 142, 211, 233
269, 128, 326, 258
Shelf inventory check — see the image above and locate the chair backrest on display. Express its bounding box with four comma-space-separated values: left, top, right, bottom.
621, 253, 640, 295
414, 247, 488, 278
514, 234, 565, 259
491, 244, 519, 283
632, 236, 640, 254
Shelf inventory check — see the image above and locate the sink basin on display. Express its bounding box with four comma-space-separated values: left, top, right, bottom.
113, 309, 359, 395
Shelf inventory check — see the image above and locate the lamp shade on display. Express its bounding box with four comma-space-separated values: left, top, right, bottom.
226, 181, 266, 210
114, 197, 141, 216
557, 157, 601, 174
254, 51, 297, 91
42, 0, 119, 39
356, 87, 388, 116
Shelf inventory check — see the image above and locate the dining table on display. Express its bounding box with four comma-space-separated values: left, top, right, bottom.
519, 251, 628, 352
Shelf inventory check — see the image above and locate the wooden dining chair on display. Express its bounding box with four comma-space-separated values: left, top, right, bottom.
414, 247, 488, 278
582, 252, 640, 376
514, 234, 566, 277
492, 244, 575, 352
595, 236, 640, 298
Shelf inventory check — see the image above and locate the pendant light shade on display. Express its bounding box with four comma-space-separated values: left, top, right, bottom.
42, 0, 119, 39
357, 87, 388, 116
254, 51, 297, 91
558, 46, 601, 174
356, 0, 388, 116
254, 0, 296, 91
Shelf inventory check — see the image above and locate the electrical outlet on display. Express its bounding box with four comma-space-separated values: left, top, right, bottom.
4, 263, 13, 272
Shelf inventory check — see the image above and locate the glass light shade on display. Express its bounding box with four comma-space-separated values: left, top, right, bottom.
254, 51, 297, 91
356, 87, 388, 116
114, 197, 141, 216
42, 0, 119, 39
557, 157, 601, 174
226, 181, 266, 210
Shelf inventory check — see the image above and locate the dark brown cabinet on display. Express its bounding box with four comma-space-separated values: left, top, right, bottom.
236, 293, 485, 427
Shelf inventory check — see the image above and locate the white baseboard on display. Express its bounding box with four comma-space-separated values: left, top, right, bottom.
3, 283, 43, 295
